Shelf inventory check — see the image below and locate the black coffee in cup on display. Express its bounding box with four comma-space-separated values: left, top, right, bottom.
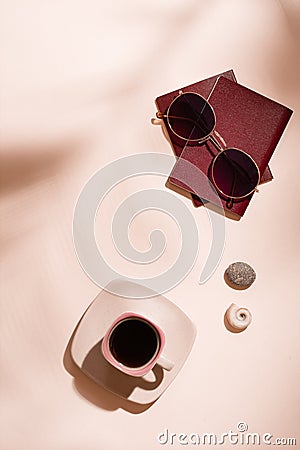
109, 318, 160, 368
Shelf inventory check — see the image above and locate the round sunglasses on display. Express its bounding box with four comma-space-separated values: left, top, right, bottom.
157, 91, 260, 208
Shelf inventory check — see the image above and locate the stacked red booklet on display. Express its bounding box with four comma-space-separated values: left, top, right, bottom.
155, 72, 292, 218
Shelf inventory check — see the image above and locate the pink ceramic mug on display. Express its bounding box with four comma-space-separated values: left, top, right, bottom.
101, 312, 174, 377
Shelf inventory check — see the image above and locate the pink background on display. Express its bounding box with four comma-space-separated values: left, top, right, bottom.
1, 0, 299, 449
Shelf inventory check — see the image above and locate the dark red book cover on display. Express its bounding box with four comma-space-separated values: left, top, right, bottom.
155, 70, 273, 209
168, 76, 293, 218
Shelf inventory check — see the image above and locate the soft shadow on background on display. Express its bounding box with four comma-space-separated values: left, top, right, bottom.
276, 1, 300, 95
0, 143, 76, 195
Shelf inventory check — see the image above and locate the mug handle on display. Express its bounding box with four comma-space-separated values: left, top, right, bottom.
156, 354, 174, 371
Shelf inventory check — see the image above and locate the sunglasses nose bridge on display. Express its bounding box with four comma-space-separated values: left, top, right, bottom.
209, 132, 224, 153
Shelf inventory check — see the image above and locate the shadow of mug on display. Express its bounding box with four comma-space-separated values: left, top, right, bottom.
63, 330, 164, 414
82, 339, 164, 395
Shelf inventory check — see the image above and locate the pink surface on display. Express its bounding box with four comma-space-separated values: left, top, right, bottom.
1, 0, 300, 449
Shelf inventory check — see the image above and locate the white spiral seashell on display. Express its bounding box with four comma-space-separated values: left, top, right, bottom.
225, 303, 252, 332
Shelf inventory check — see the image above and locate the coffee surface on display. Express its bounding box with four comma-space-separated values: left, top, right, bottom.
109, 318, 159, 368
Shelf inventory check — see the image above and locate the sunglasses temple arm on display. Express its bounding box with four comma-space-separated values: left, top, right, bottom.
226, 173, 237, 210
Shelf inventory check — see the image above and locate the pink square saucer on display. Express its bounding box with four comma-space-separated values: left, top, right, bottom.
71, 280, 196, 404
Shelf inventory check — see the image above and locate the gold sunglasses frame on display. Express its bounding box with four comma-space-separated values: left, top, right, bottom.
157, 90, 261, 204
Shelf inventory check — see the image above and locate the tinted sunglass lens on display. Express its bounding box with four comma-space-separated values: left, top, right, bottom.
168, 93, 215, 141
212, 148, 259, 198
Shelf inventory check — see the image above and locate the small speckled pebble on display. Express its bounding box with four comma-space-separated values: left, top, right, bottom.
224, 262, 256, 290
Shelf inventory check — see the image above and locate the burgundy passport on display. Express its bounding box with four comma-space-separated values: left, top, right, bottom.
155, 70, 273, 211
167, 76, 292, 218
